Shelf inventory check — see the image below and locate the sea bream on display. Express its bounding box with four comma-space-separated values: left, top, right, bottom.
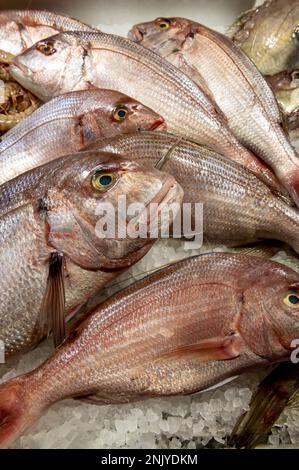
92, 131, 299, 252
0, 150, 183, 358
0, 9, 95, 62
8, 30, 278, 189
0, 253, 299, 448
0, 89, 165, 185
128, 17, 299, 208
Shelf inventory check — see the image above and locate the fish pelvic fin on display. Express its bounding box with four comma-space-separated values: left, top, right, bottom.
38, 252, 66, 348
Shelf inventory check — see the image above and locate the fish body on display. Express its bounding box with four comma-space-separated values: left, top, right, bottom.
1, 253, 299, 447
9, 31, 275, 184
228, 0, 299, 76
0, 9, 95, 57
93, 131, 299, 253
0, 150, 182, 357
0, 89, 165, 185
129, 17, 299, 208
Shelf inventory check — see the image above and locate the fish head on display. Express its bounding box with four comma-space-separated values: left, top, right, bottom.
46, 151, 183, 270
240, 260, 299, 359
90, 90, 166, 135
128, 17, 193, 56
267, 70, 299, 139
9, 33, 83, 100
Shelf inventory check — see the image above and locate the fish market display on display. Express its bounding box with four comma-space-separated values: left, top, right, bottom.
93, 131, 299, 251
8, 31, 278, 188
228, 0, 299, 76
2, 2, 299, 450
0, 150, 182, 358
0, 9, 96, 60
229, 362, 299, 448
0, 90, 165, 185
0, 253, 299, 448
129, 17, 299, 207
0, 63, 39, 133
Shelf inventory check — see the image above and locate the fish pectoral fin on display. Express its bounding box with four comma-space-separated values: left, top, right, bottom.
154, 334, 241, 364
38, 252, 66, 348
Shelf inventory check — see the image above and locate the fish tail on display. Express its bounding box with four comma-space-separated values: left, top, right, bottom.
0, 375, 42, 448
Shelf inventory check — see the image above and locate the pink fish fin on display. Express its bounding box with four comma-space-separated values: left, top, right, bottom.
37, 252, 66, 348
153, 334, 242, 364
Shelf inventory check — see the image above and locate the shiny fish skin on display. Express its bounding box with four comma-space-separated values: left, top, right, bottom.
94, 131, 299, 252
0, 89, 165, 185
0, 9, 95, 57
0, 151, 182, 358
1, 253, 299, 448
9, 31, 274, 183
129, 17, 299, 208
228, 0, 299, 76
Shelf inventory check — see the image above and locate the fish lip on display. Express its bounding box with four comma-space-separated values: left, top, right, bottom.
128, 26, 143, 42
149, 117, 166, 131
10, 59, 31, 77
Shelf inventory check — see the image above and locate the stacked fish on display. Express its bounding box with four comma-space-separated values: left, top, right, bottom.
0, 2, 299, 448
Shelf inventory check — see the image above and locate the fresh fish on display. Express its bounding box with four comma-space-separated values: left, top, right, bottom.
0, 89, 165, 185
228, 362, 299, 448
8, 31, 278, 189
92, 131, 299, 252
0, 150, 182, 358
0, 9, 95, 59
0, 253, 299, 448
128, 17, 299, 208
228, 0, 299, 76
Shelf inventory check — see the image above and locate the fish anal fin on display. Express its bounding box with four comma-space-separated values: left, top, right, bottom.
37, 252, 66, 348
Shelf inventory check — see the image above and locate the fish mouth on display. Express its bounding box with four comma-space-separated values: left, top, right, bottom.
128, 26, 143, 42
10, 60, 31, 78
149, 116, 166, 131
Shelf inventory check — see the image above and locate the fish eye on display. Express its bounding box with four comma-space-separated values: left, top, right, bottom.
157, 19, 171, 29
291, 70, 299, 83
113, 106, 129, 121
284, 291, 299, 308
91, 171, 117, 191
293, 26, 299, 41
36, 41, 56, 56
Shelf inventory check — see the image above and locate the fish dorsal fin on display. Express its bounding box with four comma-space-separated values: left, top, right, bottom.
37, 252, 66, 348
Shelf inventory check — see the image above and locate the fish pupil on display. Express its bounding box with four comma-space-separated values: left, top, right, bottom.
99, 175, 112, 186
117, 109, 126, 118
289, 295, 299, 305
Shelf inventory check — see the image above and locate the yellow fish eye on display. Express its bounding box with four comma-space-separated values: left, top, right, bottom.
158, 19, 171, 29
284, 291, 299, 308
91, 171, 117, 191
36, 41, 56, 56
291, 70, 299, 83
113, 106, 129, 121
